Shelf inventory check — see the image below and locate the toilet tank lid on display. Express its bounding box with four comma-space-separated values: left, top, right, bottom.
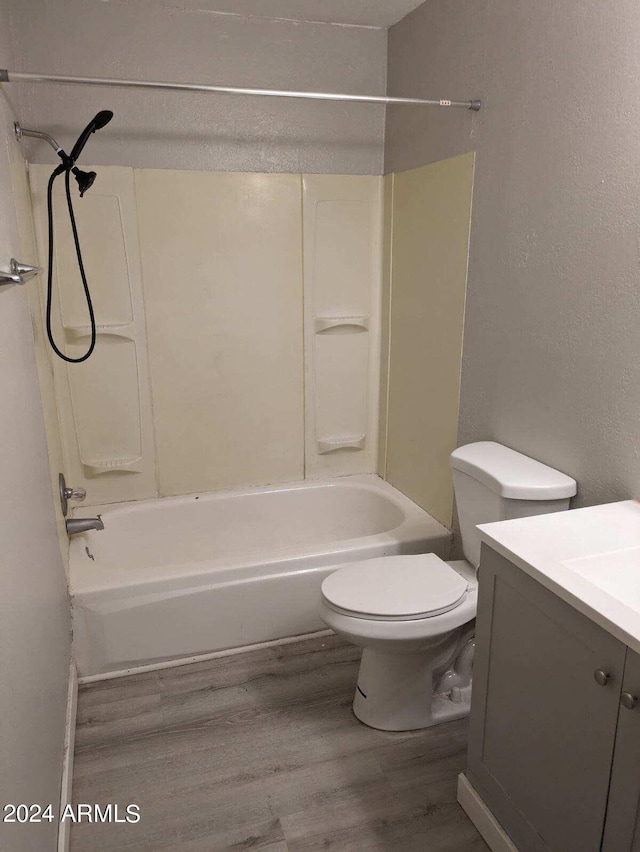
450, 442, 577, 500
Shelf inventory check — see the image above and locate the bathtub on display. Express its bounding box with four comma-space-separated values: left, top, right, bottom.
69, 475, 451, 676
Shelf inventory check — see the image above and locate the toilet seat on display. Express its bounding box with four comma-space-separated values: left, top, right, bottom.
321, 554, 469, 621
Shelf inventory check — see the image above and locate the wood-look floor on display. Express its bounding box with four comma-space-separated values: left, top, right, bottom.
71, 634, 488, 851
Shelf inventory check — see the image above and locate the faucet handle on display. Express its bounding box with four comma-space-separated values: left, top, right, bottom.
58, 473, 87, 517
64, 486, 86, 502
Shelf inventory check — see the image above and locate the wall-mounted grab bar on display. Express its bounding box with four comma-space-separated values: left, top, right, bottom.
0, 258, 42, 288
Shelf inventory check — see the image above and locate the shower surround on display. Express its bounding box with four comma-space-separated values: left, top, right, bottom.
28, 166, 383, 504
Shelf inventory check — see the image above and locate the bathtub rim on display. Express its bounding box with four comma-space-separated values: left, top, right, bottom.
75, 472, 417, 519
69, 474, 451, 596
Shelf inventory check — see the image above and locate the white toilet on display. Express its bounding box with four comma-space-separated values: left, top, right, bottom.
319, 441, 577, 731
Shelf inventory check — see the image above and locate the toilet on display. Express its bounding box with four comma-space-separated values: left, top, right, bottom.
319, 441, 577, 731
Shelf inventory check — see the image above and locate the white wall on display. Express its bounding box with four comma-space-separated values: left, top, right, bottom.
386, 0, 640, 509
5, 0, 387, 174
0, 5, 72, 848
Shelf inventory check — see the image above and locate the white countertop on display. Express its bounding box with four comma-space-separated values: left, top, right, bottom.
479, 500, 640, 654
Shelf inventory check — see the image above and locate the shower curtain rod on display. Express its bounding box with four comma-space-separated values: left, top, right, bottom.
0, 69, 482, 110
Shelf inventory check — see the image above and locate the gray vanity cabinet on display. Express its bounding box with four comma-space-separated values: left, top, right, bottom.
602, 648, 640, 851
467, 545, 627, 852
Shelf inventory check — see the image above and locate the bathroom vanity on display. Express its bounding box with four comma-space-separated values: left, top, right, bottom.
461, 500, 640, 852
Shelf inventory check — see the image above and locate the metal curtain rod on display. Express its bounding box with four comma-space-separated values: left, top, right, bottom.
0, 69, 481, 110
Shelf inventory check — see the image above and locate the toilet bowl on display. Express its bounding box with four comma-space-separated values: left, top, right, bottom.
319, 441, 577, 732
320, 555, 477, 731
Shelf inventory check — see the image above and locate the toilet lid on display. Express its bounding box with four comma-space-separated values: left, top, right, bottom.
321, 554, 468, 621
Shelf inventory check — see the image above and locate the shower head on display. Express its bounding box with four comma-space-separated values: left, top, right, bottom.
68, 110, 113, 164
72, 167, 97, 197
15, 111, 114, 167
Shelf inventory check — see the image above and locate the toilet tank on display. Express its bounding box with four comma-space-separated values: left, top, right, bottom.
450, 442, 577, 568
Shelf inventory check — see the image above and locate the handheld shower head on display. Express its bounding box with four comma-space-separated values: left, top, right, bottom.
72, 167, 97, 197
92, 110, 114, 130
68, 109, 113, 164
41, 109, 113, 364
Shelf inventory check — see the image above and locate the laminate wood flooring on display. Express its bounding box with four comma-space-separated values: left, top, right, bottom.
71, 634, 488, 851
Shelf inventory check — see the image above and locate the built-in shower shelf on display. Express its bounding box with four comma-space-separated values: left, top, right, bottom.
314, 316, 369, 334
82, 456, 143, 475
65, 324, 134, 340
317, 435, 365, 455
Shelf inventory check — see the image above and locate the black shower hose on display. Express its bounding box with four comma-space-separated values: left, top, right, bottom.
45, 165, 96, 363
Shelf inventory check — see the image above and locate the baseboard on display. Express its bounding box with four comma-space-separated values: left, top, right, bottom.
457, 773, 519, 852
78, 629, 334, 683
57, 660, 78, 852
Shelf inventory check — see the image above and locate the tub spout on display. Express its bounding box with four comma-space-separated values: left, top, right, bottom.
66, 515, 104, 535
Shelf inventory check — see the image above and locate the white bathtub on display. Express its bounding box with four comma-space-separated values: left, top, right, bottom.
69, 475, 451, 676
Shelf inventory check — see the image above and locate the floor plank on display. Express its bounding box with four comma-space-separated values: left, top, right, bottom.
70, 634, 487, 851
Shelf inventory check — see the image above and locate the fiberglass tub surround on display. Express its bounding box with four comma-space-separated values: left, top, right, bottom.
70, 475, 451, 676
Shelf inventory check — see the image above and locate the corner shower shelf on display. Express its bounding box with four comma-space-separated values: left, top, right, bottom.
317, 435, 365, 455
314, 316, 369, 334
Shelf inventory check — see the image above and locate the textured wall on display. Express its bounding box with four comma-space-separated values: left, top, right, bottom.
0, 6, 71, 847
386, 0, 640, 509
6, 0, 386, 174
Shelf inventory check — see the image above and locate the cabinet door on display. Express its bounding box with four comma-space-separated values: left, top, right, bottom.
603, 648, 640, 851
467, 545, 626, 852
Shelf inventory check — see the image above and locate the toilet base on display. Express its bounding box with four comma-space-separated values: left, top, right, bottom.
352, 647, 472, 731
